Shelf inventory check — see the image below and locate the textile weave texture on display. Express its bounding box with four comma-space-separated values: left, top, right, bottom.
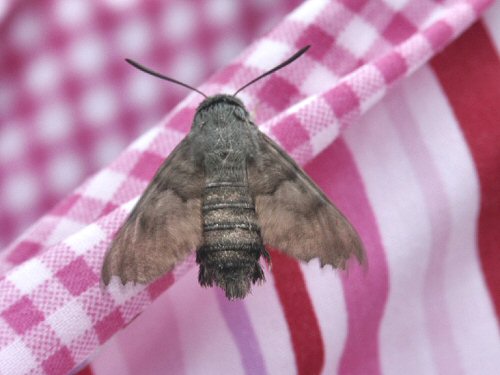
1, 0, 499, 374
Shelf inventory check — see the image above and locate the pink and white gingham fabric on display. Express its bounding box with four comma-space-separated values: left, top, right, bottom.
0, 0, 301, 249
1, 0, 500, 374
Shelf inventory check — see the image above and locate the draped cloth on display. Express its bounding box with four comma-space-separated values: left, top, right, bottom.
0, 1, 499, 374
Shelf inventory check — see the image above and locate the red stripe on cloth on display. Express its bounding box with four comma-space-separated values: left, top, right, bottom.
270, 249, 325, 375
306, 139, 388, 375
431, 21, 500, 319
75, 364, 94, 375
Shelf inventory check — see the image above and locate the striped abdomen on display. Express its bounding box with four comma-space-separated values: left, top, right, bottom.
196, 154, 268, 299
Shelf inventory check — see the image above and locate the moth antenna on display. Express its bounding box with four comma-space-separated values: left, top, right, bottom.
125, 59, 208, 98
233, 45, 310, 97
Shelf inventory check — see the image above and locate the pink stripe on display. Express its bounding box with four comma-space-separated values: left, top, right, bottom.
385, 93, 464, 374
91, 339, 129, 375
305, 139, 389, 375
215, 290, 268, 375
116, 294, 186, 375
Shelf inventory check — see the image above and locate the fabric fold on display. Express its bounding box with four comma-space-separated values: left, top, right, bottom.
0, 1, 497, 374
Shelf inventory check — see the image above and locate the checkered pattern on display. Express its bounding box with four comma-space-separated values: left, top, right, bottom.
0, 0, 301, 249
0, 0, 498, 374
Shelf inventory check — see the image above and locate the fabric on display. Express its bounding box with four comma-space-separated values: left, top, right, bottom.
0, 0, 300, 250
1, 0, 499, 374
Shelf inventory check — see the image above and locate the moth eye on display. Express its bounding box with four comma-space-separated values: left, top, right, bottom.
234, 109, 246, 121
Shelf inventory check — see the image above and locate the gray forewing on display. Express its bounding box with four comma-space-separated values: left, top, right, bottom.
248, 132, 365, 269
101, 137, 204, 285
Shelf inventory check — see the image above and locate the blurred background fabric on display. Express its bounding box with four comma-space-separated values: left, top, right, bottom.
0, 0, 499, 374
0, 0, 301, 250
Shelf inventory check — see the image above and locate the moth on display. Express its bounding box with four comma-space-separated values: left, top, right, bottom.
102, 46, 364, 299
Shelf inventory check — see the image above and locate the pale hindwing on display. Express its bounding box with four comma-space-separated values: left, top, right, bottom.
248, 133, 364, 268
102, 136, 204, 285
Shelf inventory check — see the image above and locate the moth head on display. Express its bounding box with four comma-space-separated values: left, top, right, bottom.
191, 95, 249, 131
196, 94, 245, 112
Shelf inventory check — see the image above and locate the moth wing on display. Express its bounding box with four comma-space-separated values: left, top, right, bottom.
102, 136, 204, 285
248, 132, 364, 269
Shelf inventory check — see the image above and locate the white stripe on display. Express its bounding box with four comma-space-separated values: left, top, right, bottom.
483, 1, 500, 53
300, 260, 348, 374
407, 66, 500, 375
288, 0, 330, 23
245, 271, 297, 375
344, 98, 436, 374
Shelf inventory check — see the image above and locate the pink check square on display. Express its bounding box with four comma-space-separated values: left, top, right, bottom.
271, 116, 310, 151
130, 151, 164, 182
6, 241, 42, 266
383, 13, 417, 44
95, 309, 124, 344
324, 82, 360, 117
375, 52, 407, 83
2, 297, 44, 334
42, 346, 75, 375
296, 25, 334, 60
56, 257, 98, 296
258, 75, 300, 111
